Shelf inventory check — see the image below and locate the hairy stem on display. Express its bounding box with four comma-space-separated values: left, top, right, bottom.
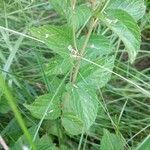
71, 0, 78, 51
70, 0, 78, 82
72, 18, 98, 84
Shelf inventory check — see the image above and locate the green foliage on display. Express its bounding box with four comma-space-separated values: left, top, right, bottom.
107, 0, 146, 21
100, 9, 141, 63
1, 118, 22, 143
31, 25, 72, 58
45, 55, 73, 76
100, 129, 124, 150
78, 34, 113, 60
35, 135, 56, 150
77, 56, 115, 88
67, 4, 92, 30
11, 126, 55, 150
11, 126, 39, 150
29, 0, 146, 138
0, 98, 10, 113
101, 0, 146, 63
135, 135, 150, 150
0, 0, 148, 149
24, 93, 61, 120
50, 0, 70, 17
62, 84, 99, 135
0, 74, 36, 150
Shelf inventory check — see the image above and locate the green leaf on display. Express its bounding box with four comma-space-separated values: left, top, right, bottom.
44, 121, 63, 138
36, 135, 55, 150
62, 113, 84, 135
50, 0, 70, 17
78, 34, 113, 61
45, 55, 73, 76
61, 84, 99, 135
107, 0, 146, 21
24, 93, 61, 120
77, 56, 115, 89
48, 77, 65, 94
101, 9, 141, 63
67, 4, 92, 30
135, 135, 150, 150
1, 119, 22, 142
58, 145, 69, 150
101, 129, 124, 150
11, 127, 55, 150
50, 1, 91, 30
31, 25, 72, 58
0, 97, 10, 113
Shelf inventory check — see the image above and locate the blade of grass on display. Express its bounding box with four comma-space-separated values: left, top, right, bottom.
0, 75, 36, 150
2, 31, 25, 78
0, 26, 44, 43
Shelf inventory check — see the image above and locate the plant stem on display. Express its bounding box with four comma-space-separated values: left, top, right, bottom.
71, 0, 109, 84
71, 0, 78, 51
72, 18, 98, 84
70, 0, 78, 82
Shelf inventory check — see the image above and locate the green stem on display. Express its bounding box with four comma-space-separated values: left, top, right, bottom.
71, 0, 78, 51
